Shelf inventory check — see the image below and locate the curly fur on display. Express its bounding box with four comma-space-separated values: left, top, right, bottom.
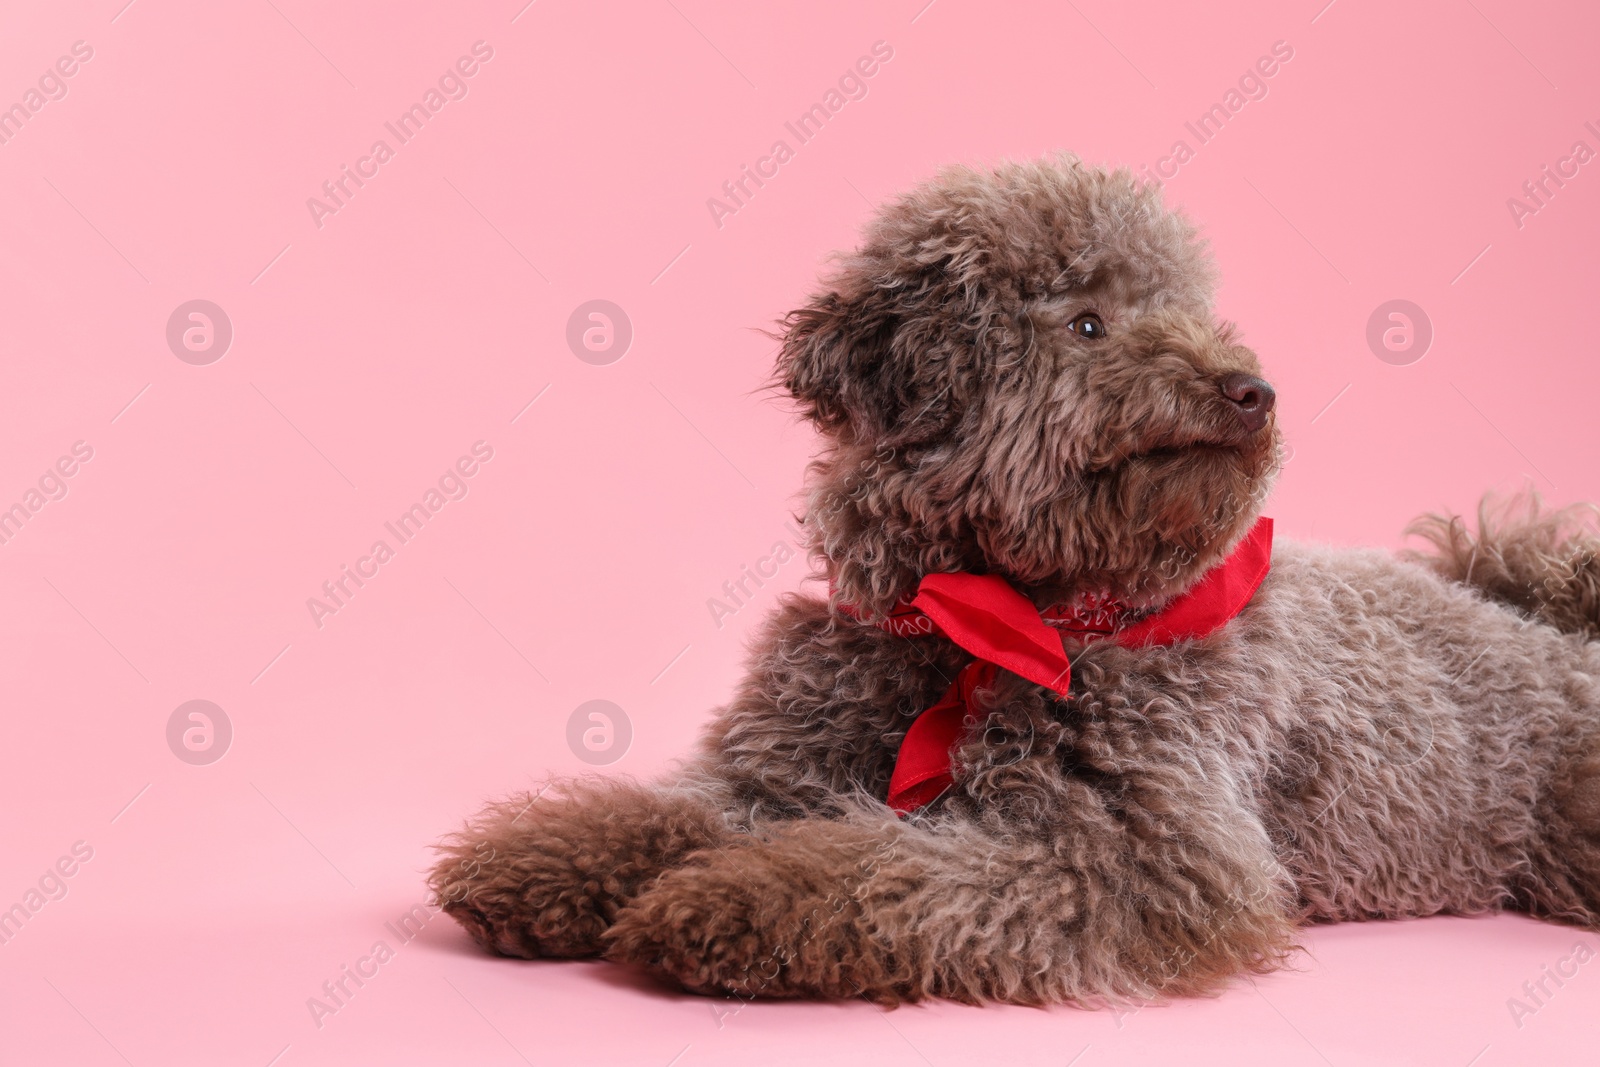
430, 153, 1600, 1006
1404, 491, 1600, 641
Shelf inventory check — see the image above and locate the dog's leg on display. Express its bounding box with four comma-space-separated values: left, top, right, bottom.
1406, 493, 1600, 639
1523, 701, 1600, 927
428, 775, 734, 959
601, 802, 1297, 1005
426, 593, 952, 961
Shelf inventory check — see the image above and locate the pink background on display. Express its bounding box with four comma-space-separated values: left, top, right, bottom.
2, 0, 1597, 1063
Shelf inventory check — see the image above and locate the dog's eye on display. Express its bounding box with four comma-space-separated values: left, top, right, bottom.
1068, 312, 1106, 340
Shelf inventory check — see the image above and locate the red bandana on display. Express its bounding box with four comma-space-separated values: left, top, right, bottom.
850, 517, 1274, 814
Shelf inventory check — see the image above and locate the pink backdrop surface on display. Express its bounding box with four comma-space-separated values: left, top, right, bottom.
1, 0, 1597, 1064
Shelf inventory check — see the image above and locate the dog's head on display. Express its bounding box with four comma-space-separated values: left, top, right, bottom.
777, 154, 1282, 617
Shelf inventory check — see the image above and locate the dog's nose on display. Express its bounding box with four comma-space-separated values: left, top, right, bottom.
1218, 373, 1275, 433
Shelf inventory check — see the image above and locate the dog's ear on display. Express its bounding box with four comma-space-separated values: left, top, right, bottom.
776, 285, 957, 446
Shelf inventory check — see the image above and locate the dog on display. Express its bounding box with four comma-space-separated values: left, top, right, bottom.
430, 153, 1600, 1006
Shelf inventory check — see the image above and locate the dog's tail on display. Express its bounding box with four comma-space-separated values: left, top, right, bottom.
1403, 491, 1600, 640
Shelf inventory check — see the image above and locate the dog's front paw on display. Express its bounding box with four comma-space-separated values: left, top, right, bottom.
602, 843, 906, 1004
428, 791, 610, 959
435, 888, 549, 960
429, 779, 728, 960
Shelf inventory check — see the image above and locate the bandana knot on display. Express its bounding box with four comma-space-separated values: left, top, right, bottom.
840, 517, 1274, 814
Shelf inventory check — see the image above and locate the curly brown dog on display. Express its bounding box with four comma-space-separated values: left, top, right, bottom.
429, 154, 1600, 1006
